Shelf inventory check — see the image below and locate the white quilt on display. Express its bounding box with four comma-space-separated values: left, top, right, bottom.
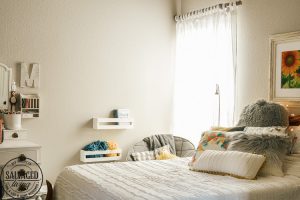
54, 157, 300, 200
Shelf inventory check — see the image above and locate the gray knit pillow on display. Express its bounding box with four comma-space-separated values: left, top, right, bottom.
237, 100, 288, 127
228, 133, 291, 176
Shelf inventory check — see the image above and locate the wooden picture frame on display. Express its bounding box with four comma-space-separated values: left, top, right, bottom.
270, 31, 300, 107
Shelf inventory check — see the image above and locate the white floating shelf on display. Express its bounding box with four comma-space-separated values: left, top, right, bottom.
80, 149, 122, 163
93, 118, 134, 130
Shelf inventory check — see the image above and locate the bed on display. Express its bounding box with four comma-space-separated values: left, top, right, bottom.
54, 157, 300, 200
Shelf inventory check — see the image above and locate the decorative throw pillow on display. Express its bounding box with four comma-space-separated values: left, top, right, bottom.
244, 126, 287, 135
131, 151, 155, 161
228, 133, 291, 176
283, 153, 300, 177
154, 145, 177, 160
236, 100, 289, 127
189, 150, 266, 180
197, 131, 230, 151
190, 131, 232, 165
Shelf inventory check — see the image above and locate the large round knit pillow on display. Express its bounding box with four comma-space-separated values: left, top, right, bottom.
237, 100, 289, 127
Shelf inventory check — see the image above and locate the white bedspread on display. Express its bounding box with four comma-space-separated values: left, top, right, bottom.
54, 157, 300, 200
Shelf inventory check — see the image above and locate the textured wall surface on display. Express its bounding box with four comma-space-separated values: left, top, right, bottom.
0, 0, 176, 183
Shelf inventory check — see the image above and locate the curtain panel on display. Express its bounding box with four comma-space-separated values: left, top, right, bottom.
173, 7, 237, 144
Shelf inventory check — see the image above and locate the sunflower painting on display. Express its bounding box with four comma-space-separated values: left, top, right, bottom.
281, 50, 300, 88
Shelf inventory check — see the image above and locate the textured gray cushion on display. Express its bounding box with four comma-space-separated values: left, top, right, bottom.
237, 100, 288, 127
127, 136, 195, 161
228, 132, 291, 176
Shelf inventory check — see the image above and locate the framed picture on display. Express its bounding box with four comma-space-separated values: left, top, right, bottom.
270, 31, 300, 107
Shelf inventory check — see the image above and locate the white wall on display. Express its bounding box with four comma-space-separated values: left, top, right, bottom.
181, 0, 300, 115
0, 0, 176, 183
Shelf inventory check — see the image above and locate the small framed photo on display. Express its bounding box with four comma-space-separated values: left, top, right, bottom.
269, 31, 300, 107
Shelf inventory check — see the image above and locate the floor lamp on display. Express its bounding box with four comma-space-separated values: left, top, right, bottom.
215, 84, 220, 127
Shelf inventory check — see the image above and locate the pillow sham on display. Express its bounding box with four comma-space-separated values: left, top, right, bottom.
228, 133, 291, 176
189, 150, 266, 180
244, 126, 287, 135
154, 145, 177, 160
131, 151, 155, 161
283, 153, 300, 177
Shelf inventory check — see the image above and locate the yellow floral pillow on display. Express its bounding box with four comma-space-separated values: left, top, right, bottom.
154, 145, 177, 160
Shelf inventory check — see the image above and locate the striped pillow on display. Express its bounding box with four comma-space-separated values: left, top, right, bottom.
131, 151, 155, 161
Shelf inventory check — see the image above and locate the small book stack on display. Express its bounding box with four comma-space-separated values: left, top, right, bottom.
113, 109, 130, 125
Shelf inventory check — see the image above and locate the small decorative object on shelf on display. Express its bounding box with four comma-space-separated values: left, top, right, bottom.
113, 109, 130, 125
93, 117, 134, 129
9, 81, 17, 113
20, 62, 40, 88
20, 94, 40, 118
80, 140, 121, 163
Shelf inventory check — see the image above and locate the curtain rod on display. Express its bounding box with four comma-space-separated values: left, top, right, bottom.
175, 0, 242, 22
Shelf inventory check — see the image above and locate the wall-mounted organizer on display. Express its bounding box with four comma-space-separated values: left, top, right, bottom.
20, 94, 40, 118
92, 118, 134, 129
80, 149, 122, 163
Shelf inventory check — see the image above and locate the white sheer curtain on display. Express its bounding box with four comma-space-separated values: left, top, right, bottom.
173, 7, 237, 144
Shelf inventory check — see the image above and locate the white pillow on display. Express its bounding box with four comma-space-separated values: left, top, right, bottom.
244, 126, 287, 135
131, 151, 155, 161
284, 153, 300, 177
189, 150, 266, 180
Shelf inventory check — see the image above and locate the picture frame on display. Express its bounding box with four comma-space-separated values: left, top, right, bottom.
269, 31, 300, 107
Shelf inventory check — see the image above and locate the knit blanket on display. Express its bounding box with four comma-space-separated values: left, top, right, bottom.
143, 134, 176, 154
